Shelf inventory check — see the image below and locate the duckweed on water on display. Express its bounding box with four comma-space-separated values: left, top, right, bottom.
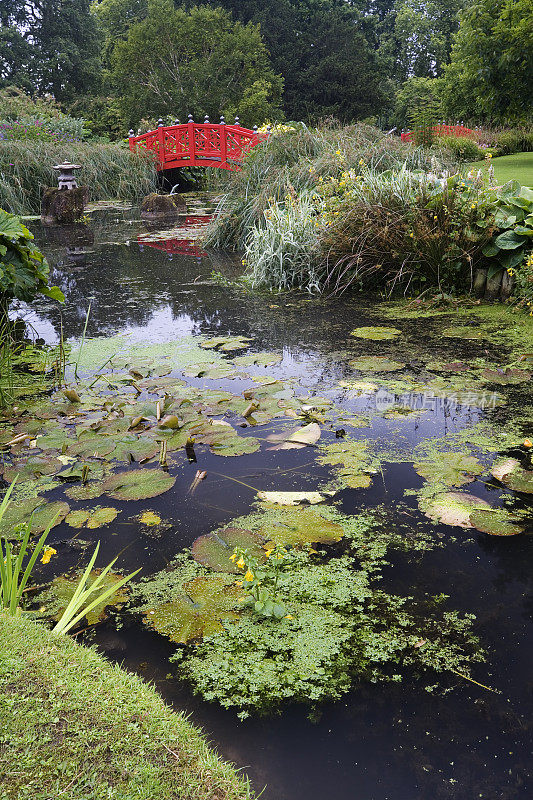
131, 506, 483, 719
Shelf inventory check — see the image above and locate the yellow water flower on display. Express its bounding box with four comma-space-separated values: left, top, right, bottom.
41, 547, 57, 565
244, 569, 254, 581
237, 556, 245, 569
140, 511, 161, 526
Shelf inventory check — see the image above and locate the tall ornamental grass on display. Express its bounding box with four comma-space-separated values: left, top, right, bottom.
0, 141, 158, 215
204, 122, 456, 250
243, 194, 321, 292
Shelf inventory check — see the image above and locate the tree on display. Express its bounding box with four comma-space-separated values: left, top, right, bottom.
442, 0, 533, 124
0, 0, 101, 102
195, 0, 386, 122
385, 0, 465, 82
110, 0, 283, 128
392, 75, 443, 128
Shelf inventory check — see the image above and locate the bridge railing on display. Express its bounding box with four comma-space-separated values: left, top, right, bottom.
400, 124, 480, 142
128, 116, 267, 171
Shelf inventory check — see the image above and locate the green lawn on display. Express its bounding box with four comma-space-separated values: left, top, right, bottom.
469, 151, 533, 187
0, 613, 254, 800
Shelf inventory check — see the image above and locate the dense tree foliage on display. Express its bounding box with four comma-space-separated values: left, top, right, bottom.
0, 0, 101, 102
110, 0, 283, 128
442, 0, 533, 124
1, 0, 531, 132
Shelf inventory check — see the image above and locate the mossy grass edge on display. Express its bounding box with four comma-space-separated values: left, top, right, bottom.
0, 612, 254, 800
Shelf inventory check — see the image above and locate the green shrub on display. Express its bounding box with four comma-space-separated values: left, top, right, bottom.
204, 122, 456, 250
494, 129, 533, 156
0, 87, 88, 141
0, 208, 63, 308
0, 141, 158, 215
438, 136, 485, 162
316, 169, 492, 296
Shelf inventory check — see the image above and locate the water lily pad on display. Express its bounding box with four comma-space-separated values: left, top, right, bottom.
469, 508, 524, 536
266, 422, 321, 450
65, 482, 105, 501
413, 452, 483, 487
209, 431, 261, 457
257, 490, 333, 505
423, 491, 490, 528
0, 498, 69, 537
317, 440, 376, 489
233, 352, 282, 367
349, 356, 405, 373
482, 368, 532, 385
259, 507, 344, 547
103, 469, 176, 500
142, 575, 242, 643
442, 326, 487, 340
65, 506, 119, 529
192, 527, 265, 572
200, 336, 252, 352
38, 569, 129, 625
350, 326, 401, 340
139, 511, 162, 526
491, 458, 533, 494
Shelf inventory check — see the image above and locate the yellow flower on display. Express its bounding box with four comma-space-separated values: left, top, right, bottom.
524, 439, 532, 448
409, 232, 414, 238
41, 547, 57, 565
265, 548, 273, 557
284, 614, 294, 620
335, 150, 341, 156
244, 569, 254, 581
237, 556, 245, 569
359, 159, 364, 165
230, 553, 237, 562
235, 580, 243, 587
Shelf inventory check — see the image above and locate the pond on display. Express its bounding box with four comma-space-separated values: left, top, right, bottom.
7, 198, 533, 800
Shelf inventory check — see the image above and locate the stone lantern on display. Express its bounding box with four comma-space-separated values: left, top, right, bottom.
52, 162, 82, 190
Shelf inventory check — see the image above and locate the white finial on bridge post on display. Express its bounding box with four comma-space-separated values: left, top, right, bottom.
220, 115, 225, 124
158, 118, 164, 127
234, 116, 240, 126
128, 129, 134, 138
188, 113, 194, 123
253, 125, 258, 133
174, 118, 180, 126
204, 114, 210, 123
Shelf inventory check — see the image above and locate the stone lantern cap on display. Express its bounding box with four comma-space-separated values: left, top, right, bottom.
53, 161, 82, 190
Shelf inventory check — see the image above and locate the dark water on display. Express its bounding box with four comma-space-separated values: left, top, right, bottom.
19, 206, 533, 800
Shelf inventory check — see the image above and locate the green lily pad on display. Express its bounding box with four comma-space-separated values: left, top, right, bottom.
491, 458, 533, 494
209, 431, 261, 457
482, 368, 532, 385
317, 440, 376, 488
469, 508, 524, 536
348, 356, 405, 373
65, 506, 119, 529
350, 326, 401, 340
200, 336, 252, 352
422, 491, 490, 528
259, 507, 344, 547
413, 452, 484, 487
142, 575, 242, 643
192, 527, 266, 573
442, 326, 488, 340
64, 482, 105, 501
37, 569, 129, 625
0, 498, 69, 537
103, 469, 176, 500
233, 352, 282, 367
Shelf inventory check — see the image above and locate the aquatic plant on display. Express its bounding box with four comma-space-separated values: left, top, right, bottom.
132, 506, 483, 719
0, 141, 157, 215
204, 122, 455, 251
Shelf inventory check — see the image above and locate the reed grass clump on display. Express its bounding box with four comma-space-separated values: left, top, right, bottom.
204, 122, 455, 250
0, 140, 157, 215
244, 193, 321, 292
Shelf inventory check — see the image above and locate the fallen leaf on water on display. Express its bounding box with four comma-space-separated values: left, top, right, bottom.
257, 490, 334, 506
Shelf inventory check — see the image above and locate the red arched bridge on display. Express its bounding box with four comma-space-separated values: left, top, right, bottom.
128, 115, 267, 171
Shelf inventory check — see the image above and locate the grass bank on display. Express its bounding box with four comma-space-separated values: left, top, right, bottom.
470, 152, 533, 187
0, 141, 158, 215
0, 613, 254, 800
